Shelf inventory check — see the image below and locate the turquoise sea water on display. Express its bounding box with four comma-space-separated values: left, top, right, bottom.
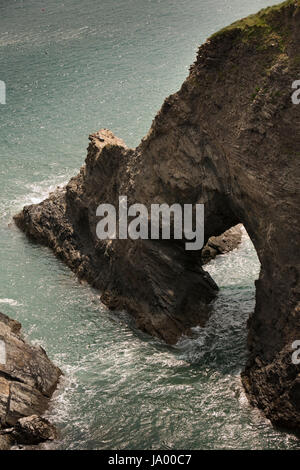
1, 0, 299, 449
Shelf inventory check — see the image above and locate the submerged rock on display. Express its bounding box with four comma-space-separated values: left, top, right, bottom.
0, 312, 61, 448
15, 1, 300, 430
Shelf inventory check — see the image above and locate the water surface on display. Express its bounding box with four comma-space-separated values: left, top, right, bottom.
0, 0, 299, 450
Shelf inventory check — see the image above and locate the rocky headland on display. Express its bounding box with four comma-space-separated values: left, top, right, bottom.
15, 1, 300, 430
0, 312, 61, 449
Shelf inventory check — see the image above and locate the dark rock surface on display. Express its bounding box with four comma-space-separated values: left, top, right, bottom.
12, 415, 57, 445
0, 312, 61, 449
15, 0, 300, 429
201, 224, 243, 264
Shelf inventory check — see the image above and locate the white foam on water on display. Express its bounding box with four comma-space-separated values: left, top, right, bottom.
22, 175, 70, 206
0, 172, 74, 225
0, 298, 20, 306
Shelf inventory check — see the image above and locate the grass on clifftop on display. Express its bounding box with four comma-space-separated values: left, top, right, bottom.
210, 0, 299, 46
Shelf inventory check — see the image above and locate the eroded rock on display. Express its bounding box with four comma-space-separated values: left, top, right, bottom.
0, 312, 61, 447
201, 224, 243, 264
12, 415, 57, 445
0, 434, 12, 451
14, 0, 300, 430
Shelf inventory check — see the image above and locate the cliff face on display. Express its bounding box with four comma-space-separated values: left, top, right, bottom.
0, 313, 61, 448
15, 0, 300, 429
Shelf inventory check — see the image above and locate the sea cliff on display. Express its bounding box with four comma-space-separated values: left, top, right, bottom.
15, 0, 300, 429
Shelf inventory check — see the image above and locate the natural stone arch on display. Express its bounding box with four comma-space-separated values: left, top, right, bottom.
15, 1, 300, 429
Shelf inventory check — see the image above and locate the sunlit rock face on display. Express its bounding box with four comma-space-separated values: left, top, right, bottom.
15, 1, 300, 429
0, 312, 61, 448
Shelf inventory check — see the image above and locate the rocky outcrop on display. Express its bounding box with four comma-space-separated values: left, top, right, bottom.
15, 1, 300, 429
11, 415, 57, 445
0, 312, 61, 449
201, 224, 243, 264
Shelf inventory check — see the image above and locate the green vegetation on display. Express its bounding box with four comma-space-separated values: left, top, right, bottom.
210, 0, 298, 49
251, 86, 261, 101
